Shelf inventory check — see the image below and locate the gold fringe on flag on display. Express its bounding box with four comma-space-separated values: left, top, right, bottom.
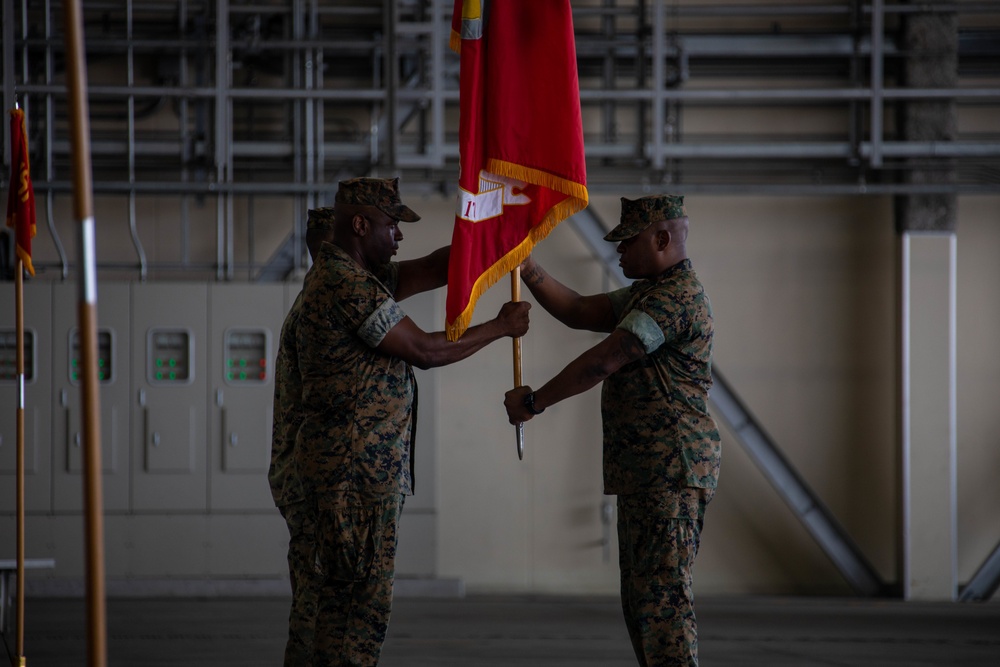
445, 159, 589, 341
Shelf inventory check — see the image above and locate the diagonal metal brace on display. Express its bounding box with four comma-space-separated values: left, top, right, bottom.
958, 540, 1000, 601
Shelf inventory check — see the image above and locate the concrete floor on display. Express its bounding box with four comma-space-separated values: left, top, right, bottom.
7, 594, 1000, 666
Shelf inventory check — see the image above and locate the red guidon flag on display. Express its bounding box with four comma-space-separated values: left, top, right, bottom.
446, 0, 588, 340
6, 108, 36, 276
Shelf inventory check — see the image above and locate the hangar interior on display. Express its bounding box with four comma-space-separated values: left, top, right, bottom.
2, 0, 1000, 615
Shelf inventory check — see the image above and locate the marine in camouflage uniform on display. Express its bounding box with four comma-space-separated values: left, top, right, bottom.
602, 247, 720, 667
269, 207, 337, 666
295, 177, 530, 667
505, 194, 721, 667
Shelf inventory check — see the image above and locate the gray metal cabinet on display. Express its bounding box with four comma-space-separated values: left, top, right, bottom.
131, 283, 208, 511
52, 281, 131, 512
208, 283, 284, 511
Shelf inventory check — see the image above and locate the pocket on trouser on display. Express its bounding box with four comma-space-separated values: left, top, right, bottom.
320, 503, 376, 583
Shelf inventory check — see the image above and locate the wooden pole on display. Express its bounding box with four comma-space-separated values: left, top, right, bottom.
63, 1, 107, 665
511, 269, 524, 460
14, 257, 26, 667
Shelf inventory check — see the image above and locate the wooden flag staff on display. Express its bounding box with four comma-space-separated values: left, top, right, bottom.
13, 151, 26, 667
64, 0, 108, 665
511, 269, 524, 460
9, 97, 35, 667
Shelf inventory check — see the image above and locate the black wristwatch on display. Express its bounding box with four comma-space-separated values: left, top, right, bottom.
523, 391, 545, 415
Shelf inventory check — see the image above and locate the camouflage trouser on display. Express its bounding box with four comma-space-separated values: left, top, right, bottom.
279, 499, 322, 666
312, 493, 404, 667
617, 487, 714, 667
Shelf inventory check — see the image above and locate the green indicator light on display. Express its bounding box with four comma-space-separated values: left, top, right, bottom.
98, 372, 105, 381
98, 359, 104, 367
169, 372, 176, 380
227, 359, 233, 367
239, 372, 246, 380
227, 372, 233, 380
156, 372, 163, 380
240, 359, 247, 367
72, 359, 78, 367
156, 359, 163, 367
72, 372, 78, 381
169, 359, 177, 368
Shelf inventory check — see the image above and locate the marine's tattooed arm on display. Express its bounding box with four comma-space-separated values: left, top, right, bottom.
519, 256, 616, 333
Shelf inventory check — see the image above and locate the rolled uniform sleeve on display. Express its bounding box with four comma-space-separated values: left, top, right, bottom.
606, 286, 631, 319
609, 285, 667, 354
358, 299, 406, 348
617, 310, 665, 354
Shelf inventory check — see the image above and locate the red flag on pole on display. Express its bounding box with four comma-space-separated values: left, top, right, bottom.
6, 108, 36, 277
446, 0, 588, 340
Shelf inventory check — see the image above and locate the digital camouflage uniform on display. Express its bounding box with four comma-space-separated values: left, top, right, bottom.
269, 207, 337, 666
602, 195, 722, 667
295, 180, 417, 667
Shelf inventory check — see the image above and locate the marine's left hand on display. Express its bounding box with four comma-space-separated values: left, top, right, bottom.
504, 385, 535, 425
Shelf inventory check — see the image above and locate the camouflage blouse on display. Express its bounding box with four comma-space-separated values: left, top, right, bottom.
268, 289, 307, 507
601, 259, 722, 495
293, 243, 414, 506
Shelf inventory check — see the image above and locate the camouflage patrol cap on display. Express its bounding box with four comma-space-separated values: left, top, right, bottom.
604, 194, 685, 242
335, 177, 421, 223
307, 207, 336, 232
